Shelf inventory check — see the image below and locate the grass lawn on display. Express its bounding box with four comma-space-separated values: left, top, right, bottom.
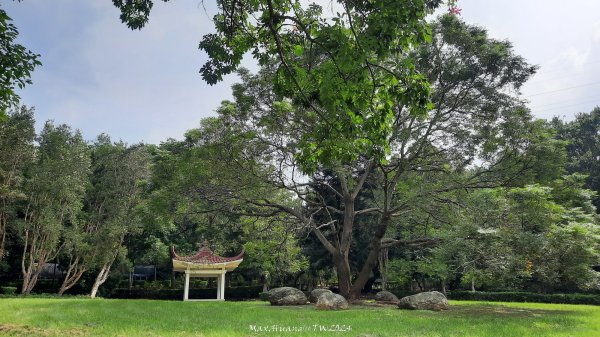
0, 298, 598, 337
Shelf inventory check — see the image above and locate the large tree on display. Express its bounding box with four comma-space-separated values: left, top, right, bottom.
170, 16, 548, 298
18, 122, 90, 294
0, 106, 35, 261
86, 138, 151, 298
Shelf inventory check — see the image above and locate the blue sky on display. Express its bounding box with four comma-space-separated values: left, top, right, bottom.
4, 0, 600, 144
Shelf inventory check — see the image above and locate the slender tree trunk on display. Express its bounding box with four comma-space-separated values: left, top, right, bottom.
90, 262, 112, 299
261, 273, 270, 292
379, 248, 388, 291
90, 239, 122, 298
21, 242, 59, 294
58, 257, 87, 295
471, 278, 475, 292
58, 269, 86, 295
21, 260, 43, 294
0, 211, 6, 261
20, 230, 46, 295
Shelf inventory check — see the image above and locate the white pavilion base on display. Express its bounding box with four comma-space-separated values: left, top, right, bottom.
183, 269, 226, 301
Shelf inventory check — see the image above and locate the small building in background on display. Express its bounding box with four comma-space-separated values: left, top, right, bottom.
171, 241, 244, 301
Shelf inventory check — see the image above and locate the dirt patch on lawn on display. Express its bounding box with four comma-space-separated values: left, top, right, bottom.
443, 305, 574, 318
0, 324, 88, 336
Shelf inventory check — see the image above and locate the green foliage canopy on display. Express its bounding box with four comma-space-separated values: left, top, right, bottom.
0, 9, 41, 118
113, 0, 449, 172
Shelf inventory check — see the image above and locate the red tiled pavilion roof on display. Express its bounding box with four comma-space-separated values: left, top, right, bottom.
171, 241, 244, 265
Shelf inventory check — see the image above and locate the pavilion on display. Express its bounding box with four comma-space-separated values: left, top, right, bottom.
171, 241, 244, 301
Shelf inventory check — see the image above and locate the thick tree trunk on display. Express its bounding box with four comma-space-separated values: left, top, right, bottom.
471, 277, 475, 292
378, 248, 388, 291
292, 271, 304, 289
350, 216, 391, 298
307, 277, 314, 292
311, 196, 391, 300
334, 253, 353, 299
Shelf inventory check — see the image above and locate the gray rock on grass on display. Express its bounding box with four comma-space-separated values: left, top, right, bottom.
397, 291, 449, 311
315, 292, 349, 310
374, 291, 399, 304
267, 287, 308, 305
309, 288, 333, 303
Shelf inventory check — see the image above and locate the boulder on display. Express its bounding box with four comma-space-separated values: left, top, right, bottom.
398, 291, 449, 311
267, 287, 308, 305
315, 292, 349, 310
374, 291, 399, 304
309, 288, 333, 303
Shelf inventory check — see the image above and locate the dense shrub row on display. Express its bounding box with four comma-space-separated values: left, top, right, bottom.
258, 292, 269, 301
0, 280, 91, 296
110, 286, 262, 300
0, 286, 17, 295
388, 289, 600, 305
446, 291, 600, 305
4, 282, 600, 306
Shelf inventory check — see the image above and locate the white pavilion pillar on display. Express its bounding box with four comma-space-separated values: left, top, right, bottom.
219, 271, 226, 300
216, 275, 221, 300
183, 271, 190, 301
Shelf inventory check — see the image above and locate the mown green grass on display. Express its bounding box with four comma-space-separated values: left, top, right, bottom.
0, 298, 598, 336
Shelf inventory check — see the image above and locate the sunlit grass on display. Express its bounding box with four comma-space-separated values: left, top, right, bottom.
0, 298, 598, 336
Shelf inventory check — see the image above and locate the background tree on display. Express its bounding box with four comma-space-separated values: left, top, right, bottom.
553, 107, 600, 212
0, 106, 35, 261
136, 127, 307, 291
87, 139, 151, 298
426, 175, 600, 293
18, 122, 90, 294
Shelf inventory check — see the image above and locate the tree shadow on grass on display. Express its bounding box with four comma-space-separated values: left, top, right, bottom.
443, 304, 577, 318
0, 324, 88, 337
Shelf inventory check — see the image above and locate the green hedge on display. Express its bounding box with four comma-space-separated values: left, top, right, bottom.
0, 280, 91, 296
388, 289, 600, 305
447, 291, 600, 305
258, 292, 269, 301
0, 286, 17, 295
110, 286, 262, 300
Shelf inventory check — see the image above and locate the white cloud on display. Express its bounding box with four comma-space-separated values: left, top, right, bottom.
560, 47, 591, 70
594, 21, 600, 42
